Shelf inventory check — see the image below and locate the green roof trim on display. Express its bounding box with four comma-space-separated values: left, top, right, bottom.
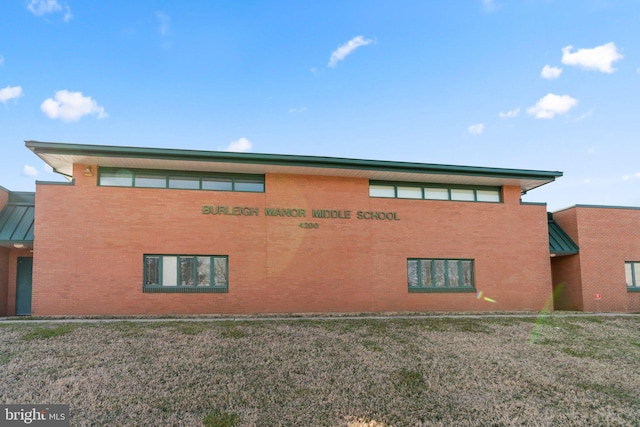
548, 213, 579, 256
0, 192, 35, 245
26, 140, 562, 183
554, 204, 640, 213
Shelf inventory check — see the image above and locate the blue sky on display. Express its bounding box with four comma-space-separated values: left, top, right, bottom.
1, 0, 639, 210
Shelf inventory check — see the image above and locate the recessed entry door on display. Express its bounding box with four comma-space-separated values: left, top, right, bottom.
16, 257, 33, 316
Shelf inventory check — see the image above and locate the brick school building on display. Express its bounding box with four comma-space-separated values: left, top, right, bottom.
0, 141, 637, 315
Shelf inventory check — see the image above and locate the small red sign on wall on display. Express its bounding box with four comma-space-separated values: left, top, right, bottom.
594, 293, 601, 300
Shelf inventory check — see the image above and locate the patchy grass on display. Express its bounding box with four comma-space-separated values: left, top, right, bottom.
396, 368, 425, 392
203, 409, 240, 427
20, 324, 77, 341
220, 323, 249, 339
168, 321, 210, 336
0, 316, 639, 426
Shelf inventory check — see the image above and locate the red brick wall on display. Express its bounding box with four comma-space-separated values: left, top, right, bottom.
0, 247, 8, 316
553, 206, 640, 312
32, 164, 553, 315
0, 187, 8, 211
551, 254, 583, 311
551, 210, 583, 310
0, 248, 32, 316
1, 190, 14, 315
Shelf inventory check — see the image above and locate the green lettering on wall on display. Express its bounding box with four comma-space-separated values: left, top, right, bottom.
204, 206, 398, 221
355, 210, 400, 221
312, 209, 351, 219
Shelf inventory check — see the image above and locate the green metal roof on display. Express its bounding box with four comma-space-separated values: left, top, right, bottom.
0, 192, 35, 247
26, 140, 563, 193
548, 213, 579, 256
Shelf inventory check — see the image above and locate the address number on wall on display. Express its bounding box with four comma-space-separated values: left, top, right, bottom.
299, 222, 319, 229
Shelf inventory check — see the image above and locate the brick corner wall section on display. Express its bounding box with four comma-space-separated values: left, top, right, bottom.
552, 206, 640, 312
0, 187, 8, 211
0, 247, 8, 316
550, 209, 583, 310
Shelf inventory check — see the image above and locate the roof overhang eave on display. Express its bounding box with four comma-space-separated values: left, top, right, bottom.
26, 140, 562, 193
0, 240, 34, 249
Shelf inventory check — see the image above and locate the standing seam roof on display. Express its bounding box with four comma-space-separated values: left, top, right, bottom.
0, 193, 35, 244
548, 213, 579, 256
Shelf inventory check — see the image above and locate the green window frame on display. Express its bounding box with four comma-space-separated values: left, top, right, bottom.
370, 181, 501, 203
625, 262, 640, 292
99, 168, 264, 193
143, 255, 228, 293
407, 258, 475, 293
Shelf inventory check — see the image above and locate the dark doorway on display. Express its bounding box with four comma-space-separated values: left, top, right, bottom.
16, 257, 33, 316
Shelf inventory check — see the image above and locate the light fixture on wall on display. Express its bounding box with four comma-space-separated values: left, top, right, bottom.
84, 166, 93, 177
13, 243, 25, 249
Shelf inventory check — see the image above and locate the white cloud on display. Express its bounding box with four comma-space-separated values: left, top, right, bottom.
482, 0, 501, 12
63, 5, 72, 22
28, 0, 61, 16
574, 108, 594, 122
225, 137, 252, 152
289, 107, 307, 113
0, 86, 23, 103
157, 11, 171, 36
40, 90, 108, 122
561, 42, 622, 73
28, 0, 71, 21
541, 65, 562, 79
156, 12, 172, 49
498, 107, 520, 119
622, 173, 640, 181
23, 165, 38, 177
527, 93, 577, 119
468, 123, 485, 135
328, 36, 373, 68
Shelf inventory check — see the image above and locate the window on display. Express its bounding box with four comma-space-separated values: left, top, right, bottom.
99, 170, 133, 187
136, 174, 166, 188
424, 188, 449, 200
202, 178, 232, 191
408, 258, 475, 292
169, 176, 200, 189
476, 189, 501, 202
99, 168, 264, 193
369, 181, 500, 203
234, 179, 265, 192
397, 186, 423, 199
625, 262, 640, 291
143, 255, 228, 293
369, 185, 395, 198
450, 189, 475, 201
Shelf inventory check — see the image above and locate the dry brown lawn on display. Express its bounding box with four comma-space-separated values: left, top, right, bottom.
0, 315, 639, 426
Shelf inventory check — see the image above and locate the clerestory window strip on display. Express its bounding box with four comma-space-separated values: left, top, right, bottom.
99, 168, 265, 192
370, 181, 501, 203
